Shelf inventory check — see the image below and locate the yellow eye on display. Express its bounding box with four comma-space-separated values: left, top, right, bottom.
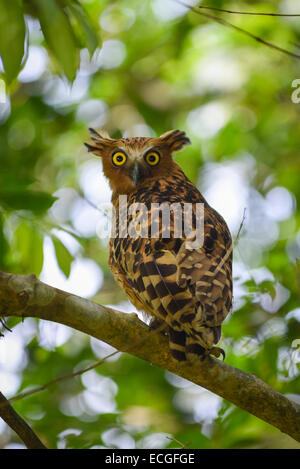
112, 151, 127, 166
145, 151, 160, 166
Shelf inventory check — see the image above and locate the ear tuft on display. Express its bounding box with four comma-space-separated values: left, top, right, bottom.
85, 129, 112, 156
84, 142, 99, 152
88, 128, 111, 140
159, 129, 191, 153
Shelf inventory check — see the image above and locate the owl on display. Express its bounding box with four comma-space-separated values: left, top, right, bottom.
85, 129, 232, 361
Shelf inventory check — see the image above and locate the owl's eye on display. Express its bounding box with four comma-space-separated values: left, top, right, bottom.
112, 151, 127, 166
145, 151, 160, 166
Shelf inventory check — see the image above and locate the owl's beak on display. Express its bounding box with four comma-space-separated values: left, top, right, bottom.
130, 162, 141, 186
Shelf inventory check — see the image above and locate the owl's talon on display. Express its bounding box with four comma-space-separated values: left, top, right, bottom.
209, 347, 225, 360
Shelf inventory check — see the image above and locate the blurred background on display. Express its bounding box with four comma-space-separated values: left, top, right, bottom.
0, 0, 300, 449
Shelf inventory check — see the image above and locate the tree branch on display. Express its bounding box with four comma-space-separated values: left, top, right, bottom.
0, 271, 299, 442
9, 351, 119, 404
0, 391, 47, 449
175, 0, 300, 60
196, 4, 300, 17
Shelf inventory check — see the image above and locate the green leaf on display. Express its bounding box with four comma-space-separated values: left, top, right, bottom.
0, 0, 26, 83
69, 1, 99, 56
52, 235, 74, 278
32, 0, 78, 81
14, 221, 44, 276
0, 189, 57, 214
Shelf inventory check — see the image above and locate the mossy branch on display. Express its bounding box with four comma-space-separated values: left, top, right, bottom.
0, 271, 299, 442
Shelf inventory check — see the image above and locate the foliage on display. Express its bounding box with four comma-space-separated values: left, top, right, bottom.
0, 0, 300, 449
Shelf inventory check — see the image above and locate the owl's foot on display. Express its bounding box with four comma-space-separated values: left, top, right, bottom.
186, 343, 226, 362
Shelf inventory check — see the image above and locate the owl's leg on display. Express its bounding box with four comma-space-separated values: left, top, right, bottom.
207, 325, 226, 360
168, 327, 187, 361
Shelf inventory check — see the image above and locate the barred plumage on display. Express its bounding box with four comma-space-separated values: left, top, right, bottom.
85, 129, 232, 361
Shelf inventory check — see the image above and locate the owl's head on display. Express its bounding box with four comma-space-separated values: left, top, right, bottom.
85, 129, 191, 194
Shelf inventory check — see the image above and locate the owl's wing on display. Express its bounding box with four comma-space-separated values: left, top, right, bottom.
120, 238, 229, 360
125, 202, 233, 324
116, 203, 233, 323
123, 244, 194, 324
109, 238, 188, 324
176, 213, 233, 327
109, 203, 232, 359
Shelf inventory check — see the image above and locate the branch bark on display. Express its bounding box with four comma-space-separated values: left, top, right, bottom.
0, 271, 299, 442
0, 391, 47, 449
